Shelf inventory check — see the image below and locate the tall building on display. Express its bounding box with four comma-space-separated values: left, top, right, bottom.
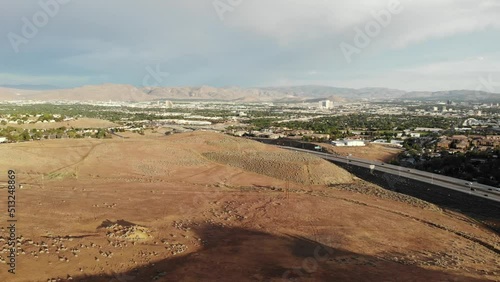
319, 100, 334, 109
165, 101, 174, 108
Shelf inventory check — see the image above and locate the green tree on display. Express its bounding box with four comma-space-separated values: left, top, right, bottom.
96, 129, 106, 139
67, 130, 77, 138
20, 130, 31, 141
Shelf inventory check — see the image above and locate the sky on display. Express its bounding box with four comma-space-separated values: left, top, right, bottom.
1, 0, 500, 92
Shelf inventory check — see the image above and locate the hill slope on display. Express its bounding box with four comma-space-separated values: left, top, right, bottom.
0, 132, 498, 281
2, 84, 499, 102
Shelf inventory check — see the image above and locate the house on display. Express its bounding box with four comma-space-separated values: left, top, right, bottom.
486, 135, 500, 142
477, 146, 492, 152
451, 135, 468, 141
287, 130, 315, 136
414, 127, 443, 132
304, 134, 330, 140
331, 141, 346, 146
390, 140, 404, 147
331, 139, 366, 147
455, 140, 469, 150
314, 134, 330, 140
345, 140, 365, 146
268, 134, 284, 139
437, 139, 452, 150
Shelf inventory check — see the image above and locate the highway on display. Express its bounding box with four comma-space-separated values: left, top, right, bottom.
280, 146, 500, 203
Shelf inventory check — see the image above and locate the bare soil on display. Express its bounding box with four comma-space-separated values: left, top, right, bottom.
0, 132, 498, 281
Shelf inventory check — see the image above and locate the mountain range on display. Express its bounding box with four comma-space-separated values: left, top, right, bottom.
1, 84, 499, 103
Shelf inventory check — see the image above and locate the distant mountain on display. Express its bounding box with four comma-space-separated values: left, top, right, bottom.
0, 84, 152, 102
402, 90, 500, 102
300, 95, 348, 103
0, 87, 41, 100
260, 86, 405, 100
143, 86, 297, 102
0, 84, 498, 102
39, 84, 152, 101
144, 85, 404, 102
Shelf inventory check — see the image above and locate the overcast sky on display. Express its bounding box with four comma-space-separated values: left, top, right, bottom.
1, 0, 500, 92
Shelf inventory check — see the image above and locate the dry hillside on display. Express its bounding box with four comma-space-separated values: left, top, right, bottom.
0, 132, 498, 281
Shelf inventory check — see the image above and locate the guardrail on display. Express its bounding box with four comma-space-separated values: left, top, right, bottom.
345, 156, 500, 196
332, 153, 500, 196
278, 146, 500, 202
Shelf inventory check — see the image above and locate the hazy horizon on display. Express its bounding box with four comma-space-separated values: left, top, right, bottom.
1, 82, 500, 95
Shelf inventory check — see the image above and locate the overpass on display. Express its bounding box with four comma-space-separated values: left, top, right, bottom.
280, 146, 500, 203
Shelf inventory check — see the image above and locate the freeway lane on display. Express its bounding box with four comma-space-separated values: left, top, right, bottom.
280, 146, 500, 203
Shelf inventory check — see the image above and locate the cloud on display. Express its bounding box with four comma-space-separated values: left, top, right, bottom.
0, 0, 499, 89
265, 53, 500, 92
399, 55, 500, 75
219, 0, 500, 48
388, 0, 500, 48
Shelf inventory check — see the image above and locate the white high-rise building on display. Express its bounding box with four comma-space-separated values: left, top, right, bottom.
165, 101, 174, 108
319, 100, 334, 109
